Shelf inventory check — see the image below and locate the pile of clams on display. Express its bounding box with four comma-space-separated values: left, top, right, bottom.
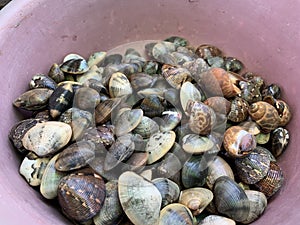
9, 37, 291, 225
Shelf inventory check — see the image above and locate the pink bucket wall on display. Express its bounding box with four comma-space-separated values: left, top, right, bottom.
0, 0, 299, 224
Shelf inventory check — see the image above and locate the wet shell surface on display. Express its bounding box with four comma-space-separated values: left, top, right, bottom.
73, 87, 101, 110
114, 109, 143, 136
19, 152, 50, 186
57, 173, 106, 222
133, 116, 159, 139
204, 96, 231, 115
198, 215, 236, 225
118, 171, 162, 225
270, 127, 290, 157
275, 99, 292, 126
223, 126, 256, 158
22, 121, 72, 157
145, 131, 176, 164
248, 101, 280, 133
60, 58, 89, 74
180, 81, 203, 114
156, 153, 182, 178
109, 72, 133, 98
178, 187, 213, 216
159, 203, 194, 225
29, 74, 58, 90
95, 98, 121, 124
48, 63, 65, 83
182, 134, 214, 154
162, 64, 191, 89
227, 97, 249, 123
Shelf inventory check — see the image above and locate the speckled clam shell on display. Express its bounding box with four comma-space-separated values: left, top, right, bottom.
145, 131, 176, 164
118, 171, 162, 225
179, 188, 213, 216
19, 152, 50, 186
40, 154, 66, 199
13, 88, 54, 111
162, 64, 192, 89
223, 126, 256, 158
77, 65, 103, 84
109, 72, 133, 98
114, 109, 143, 137
198, 215, 236, 225
248, 101, 280, 133
159, 203, 194, 225
57, 173, 106, 222
243, 190, 267, 224
22, 121, 72, 157
180, 81, 203, 113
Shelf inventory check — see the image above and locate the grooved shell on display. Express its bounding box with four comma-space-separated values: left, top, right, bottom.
182, 134, 214, 154
206, 156, 235, 189
55, 141, 95, 172
235, 147, 271, 184
228, 97, 249, 123
198, 215, 236, 225
95, 98, 121, 124
57, 173, 106, 222
40, 154, 66, 199
19, 152, 50, 186
159, 203, 194, 225
118, 171, 162, 225
223, 126, 256, 158
153, 178, 181, 208
13, 88, 54, 111
162, 64, 192, 89
180, 81, 203, 114
93, 180, 123, 225
60, 58, 89, 74
114, 109, 143, 137
213, 176, 250, 222
133, 116, 159, 139
22, 121, 72, 157
145, 131, 176, 164
178, 187, 213, 216
109, 72, 133, 98
248, 101, 280, 133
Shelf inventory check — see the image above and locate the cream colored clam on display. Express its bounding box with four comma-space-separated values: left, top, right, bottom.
198, 215, 236, 225
109, 72, 133, 98
180, 81, 202, 113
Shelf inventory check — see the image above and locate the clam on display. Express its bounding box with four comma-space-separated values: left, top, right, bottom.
181, 154, 208, 188
180, 81, 203, 113
248, 101, 280, 133
159, 203, 194, 225
270, 127, 289, 157
156, 153, 182, 178
242, 190, 268, 224
40, 154, 66, 199
152, 41, 176, 64
76, 66, 103, 85
235, 147, 271, 184
129, 73, 157, 91
114, 109, 143, 136
145, 131, 176, 164
153, 178, 181, 208
95, 98, 121, 124
109, 72, 133, 98
13, 88, 53, 111
49, 82, 74, 118
213, 176, 250, 222
157, 109, 182, 132
48, 63, 65, 83
143, 60, 159, 75
19, 152, 50, 186
57, 173, 106, 222
29, 74, 57, 90
93, 180, 123, 225
118, 171, 162, 225
198, 215, 236, 225
60, 58, 89, 74
227, 97, 249, 123
178, 187, 213, 215
122, 151, 149, 172
182, 134, 214, 154
195, 44, 223, 59
139, 169, 153, 180
182, 58, 210, 81
87, 51, 107, 68
223, 126, 256, 158
239, 121, 261, 136
55, 140, 95, 172
9, 118, 45, 153
185, 100, 216, 135
133, 116, 159, 139
22, 121, 72, 157
163, 88, 180, 106
104, 133, 135, 171
82, 125, 115, 149
254, 161, 284, 198
138, 94, 166, 118
206, 156, 235, 190
162, 64, 192, 89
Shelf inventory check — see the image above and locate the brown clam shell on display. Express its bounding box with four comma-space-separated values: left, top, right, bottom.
162, 64, 192, 89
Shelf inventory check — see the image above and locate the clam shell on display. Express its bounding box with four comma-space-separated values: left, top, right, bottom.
29, 74, 57, 90
133, 116, 159, 139
180, 81, 203, 113
13, 88, 53, 111
159, 203, 194, 225
122, 152, 148, 172
93, 180, 123, 225
95, 98, 121, 124
146, 131, 176, 164
73, 87, 101, 110
153, 178, 181, 208
162, 64, 192, 89
87, 51, 107, 68
22, 121, 72, 157
60, 58, 89, 74
109, 72, 133, 98
179, 188, 213, 216
139, 94, 166, 118
118, 171, 162, 225
55, 140, 95, 172
214, 176, 250, 222
19, 152, 50, 186
114, 109, 143, 137
198, 215, 236, 225
40, 154, 66, 199
156, 153, 182, 178
48, 63, 65, 83
182, 134, 214, 154
242, 190, 267, 224
156, 109, 182, 132
152, 41, 176, 64
77, 65, 103, 84
129, 72, 157, 91
206, 156, 235, 189
57, 173, 106, 222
